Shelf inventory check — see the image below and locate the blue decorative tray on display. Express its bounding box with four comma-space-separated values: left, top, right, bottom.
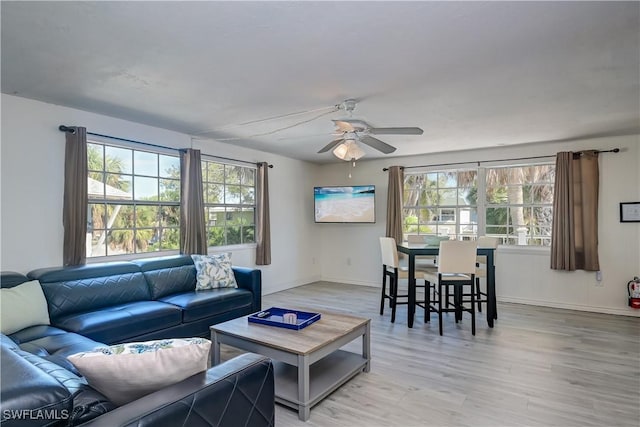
248, 307, 321, 330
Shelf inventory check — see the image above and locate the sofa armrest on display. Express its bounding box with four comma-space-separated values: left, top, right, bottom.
77, 353, 274, 427
233, 267, 262, 312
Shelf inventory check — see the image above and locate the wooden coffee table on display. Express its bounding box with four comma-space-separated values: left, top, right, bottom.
210, 310, 371, 421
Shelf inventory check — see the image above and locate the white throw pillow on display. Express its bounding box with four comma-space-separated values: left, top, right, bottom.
191, 253, 238, 290
67, 338, 211, 406
0, 280, 50, 335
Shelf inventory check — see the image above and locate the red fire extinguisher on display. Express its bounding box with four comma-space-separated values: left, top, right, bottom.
628, 277, 640, 309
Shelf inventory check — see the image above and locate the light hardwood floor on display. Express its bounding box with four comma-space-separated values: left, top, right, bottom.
220, 281, 640, 427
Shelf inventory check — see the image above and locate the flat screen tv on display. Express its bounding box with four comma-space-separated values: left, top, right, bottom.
314, 185, 375, 223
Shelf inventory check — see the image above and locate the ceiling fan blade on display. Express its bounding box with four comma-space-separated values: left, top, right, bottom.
359, 135, 397, 154
368, 127, 424, 135
332, 120, 355, 132
317, 138, 345, 153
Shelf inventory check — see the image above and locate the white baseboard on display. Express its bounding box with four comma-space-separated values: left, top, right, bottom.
320, 276, 379, 288
263, 274, 322, 295
498, 296, 640, 317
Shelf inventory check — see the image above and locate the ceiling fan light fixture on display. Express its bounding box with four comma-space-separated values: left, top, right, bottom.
333, 139, 365, 161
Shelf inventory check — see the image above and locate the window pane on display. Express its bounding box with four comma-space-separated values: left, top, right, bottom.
160, 206, 180, 227
437, 189, 457, 205
103, 174, 132, 200
135, 205, 158, 229
438, 172, 457, 188
134, 177, 158, 201
89, 229, 107, 257
88, 203, 107, 231
243, 226, 255, 243
225, 165, 241, 184
104, 146, 132, 174
160, 179, 180, 201
207, 183, 223, 204
88, 144, 104, 171
134, 151, 158, 176
457, 171, 477, 188
112, 205, 134, 228
226, 226, 241, 245
225, 185, 241, 204
107, 229, 135, 255
207, 163, 224, 183
242, 168, 255, 186
207, 227, 225, 246
159, 155, 179, 178
160, 228, 180, 250
88, 177, 105, 199
136, 230, 155, 253
242, 187, 255, 205
205, 207, 225, 227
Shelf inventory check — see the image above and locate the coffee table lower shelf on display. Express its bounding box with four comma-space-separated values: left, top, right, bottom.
273, 350, 368, 411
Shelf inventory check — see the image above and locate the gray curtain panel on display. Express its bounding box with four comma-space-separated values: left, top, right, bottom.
179, 149, 207, 255
255, 162, 271, 265
385, 166, 404, 243
551, 151, 600, 271
63, 127, 88, 266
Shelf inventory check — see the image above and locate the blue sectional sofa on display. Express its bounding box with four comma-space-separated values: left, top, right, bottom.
27, 254, 261, 344
0, 255, 272, 427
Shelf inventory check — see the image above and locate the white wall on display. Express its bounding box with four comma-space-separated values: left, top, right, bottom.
0, 94, 321, 294
2, 94, 638, 315
314, 136, 640, 316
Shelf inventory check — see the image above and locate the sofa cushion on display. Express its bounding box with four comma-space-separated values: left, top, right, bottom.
191, 253, 238, 290
134, 255, 197, 299
0, 345, 72, 427
159, 288, 253, 323
54, 301, 182, 344
1, 279, 50, 335
18, 330, 105, 358
68, 338, 211, 406
29, 263, 151, 320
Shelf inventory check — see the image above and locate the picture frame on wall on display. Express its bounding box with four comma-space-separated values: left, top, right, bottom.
619, 202, 640, 223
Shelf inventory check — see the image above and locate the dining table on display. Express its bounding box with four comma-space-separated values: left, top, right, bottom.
396, 242, 498, 328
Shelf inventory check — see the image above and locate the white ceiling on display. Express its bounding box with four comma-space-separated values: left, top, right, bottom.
2, 1, 639, 163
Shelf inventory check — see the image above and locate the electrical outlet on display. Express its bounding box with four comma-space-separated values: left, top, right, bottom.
595, 270, 604, 286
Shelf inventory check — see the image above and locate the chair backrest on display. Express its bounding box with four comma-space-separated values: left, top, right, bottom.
477, 236, 499, 248
407, 234, 425, 244
379, 237, 400, 269
437, 240, 477, 275
476, 236, 499, 265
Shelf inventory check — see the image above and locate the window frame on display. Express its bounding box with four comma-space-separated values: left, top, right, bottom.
86, 139, 181, 259
201, 157, 257, 248
403, 161, 555, 246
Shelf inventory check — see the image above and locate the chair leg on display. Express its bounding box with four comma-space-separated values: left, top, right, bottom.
390, 276, 397, 323
380, 270, 387, 315
438, 282, 444, 336
476, 278, 482, 313
424, 280, 430, 322
470, 282, 476, 336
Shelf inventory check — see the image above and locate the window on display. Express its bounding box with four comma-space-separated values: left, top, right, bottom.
201, 160, 256, 247
87, 142, 180, 257
403, 163, 555, 245
485, 164, 555, 246
404, 170, 478, 240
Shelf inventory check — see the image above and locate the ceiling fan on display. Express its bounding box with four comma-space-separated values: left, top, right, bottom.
317, 99, 423, 159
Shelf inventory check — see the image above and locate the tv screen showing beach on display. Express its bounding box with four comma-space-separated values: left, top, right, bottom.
314, 185, 375, 223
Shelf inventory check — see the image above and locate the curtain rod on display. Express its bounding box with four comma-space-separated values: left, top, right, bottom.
58, 125, 273, 168
381, 148, 620, 171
